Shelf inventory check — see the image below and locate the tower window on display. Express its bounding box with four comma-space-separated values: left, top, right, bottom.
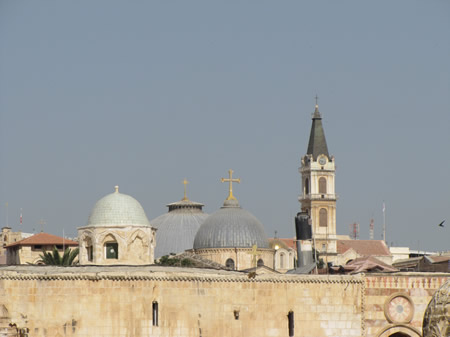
152, 301, 159, 326
319, 177, 327, 194
105, 242, 118, 259
280, 253, 285, 269
319, 208, 327, 227
257, 258, 264, 267
225, 258, 235, 270
304, 178, 309, 195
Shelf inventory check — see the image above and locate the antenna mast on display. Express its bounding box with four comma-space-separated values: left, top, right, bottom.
369, 219, 374, 240
349, 223, 359, 240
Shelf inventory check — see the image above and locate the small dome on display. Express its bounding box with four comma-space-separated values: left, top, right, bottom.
152, 199, 209, 258
193, 200, 269, 249
87, 187, 151, 227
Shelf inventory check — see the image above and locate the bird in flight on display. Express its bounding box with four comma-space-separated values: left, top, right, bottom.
438, 220, 445, 227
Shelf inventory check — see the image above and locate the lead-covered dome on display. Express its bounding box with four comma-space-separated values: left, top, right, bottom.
87, 186, 151, 227
152, 198, 208, 258
193, 199, 269, 249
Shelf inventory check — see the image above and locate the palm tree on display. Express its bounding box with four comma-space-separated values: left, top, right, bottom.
38, 246, 79, 266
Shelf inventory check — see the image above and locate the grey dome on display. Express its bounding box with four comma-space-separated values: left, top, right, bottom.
193, 199, 269, 249
87, 187, 151, 227
151, 199, 209, 258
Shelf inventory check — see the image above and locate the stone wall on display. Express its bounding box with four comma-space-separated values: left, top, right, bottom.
0, 266, 447, 337
364, 274, 448, 337
0, 266, 363, 337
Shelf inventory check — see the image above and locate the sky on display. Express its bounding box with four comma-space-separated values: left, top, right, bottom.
1, 1, 449, 252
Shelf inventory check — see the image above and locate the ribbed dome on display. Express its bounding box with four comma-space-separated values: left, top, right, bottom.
193, 199, 269, 249
151, 199, 209, 258
87, 187, 151, 227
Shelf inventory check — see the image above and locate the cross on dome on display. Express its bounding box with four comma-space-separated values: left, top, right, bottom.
248, 244, 261, 268
182, 178, 189, 201
221, 169, 240, 201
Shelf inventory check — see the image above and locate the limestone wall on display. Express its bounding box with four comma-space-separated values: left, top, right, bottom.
364, 273, 449, 337
0, 266, 363, 337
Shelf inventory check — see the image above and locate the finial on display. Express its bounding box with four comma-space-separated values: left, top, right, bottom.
115, 185, 119, 193
221, 169, 241, 201
182, 178, 189, 201
313, 95, 321, 118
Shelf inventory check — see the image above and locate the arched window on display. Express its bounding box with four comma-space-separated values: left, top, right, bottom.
280, 253, 285, 269
319, 208, 328, 227
257, 259, 264, 267
84, 237, 93, 262
104, 234, 119, 259
305, 178, 310, 195
225, 258, 235, 270
319, 177, 327, 194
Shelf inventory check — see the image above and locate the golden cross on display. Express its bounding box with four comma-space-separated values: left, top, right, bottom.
248, 244, 260, 269
182, 178, 189, 201
221, 169, 240, 200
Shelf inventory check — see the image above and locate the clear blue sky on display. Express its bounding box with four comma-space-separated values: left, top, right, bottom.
1, 1, 449, 252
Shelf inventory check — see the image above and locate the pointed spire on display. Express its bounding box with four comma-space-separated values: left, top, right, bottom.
306, 97, 330, 160
313, 94, 321, 118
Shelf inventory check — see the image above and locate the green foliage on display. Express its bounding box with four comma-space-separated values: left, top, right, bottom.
38, 246, 79, 266
157, 255, 194, 267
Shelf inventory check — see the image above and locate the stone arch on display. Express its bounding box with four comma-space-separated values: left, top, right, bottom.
102, 233, 119, 260
127, 230, 149, 262
319, 177, 327, 194
128, 229, 149, 247
319, 208, 328, 227
375, 324, 421, 337
79, 230, 94, 262
257, 259, 264, 267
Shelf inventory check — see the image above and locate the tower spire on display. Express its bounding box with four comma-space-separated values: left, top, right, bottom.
307, 97, 329, 160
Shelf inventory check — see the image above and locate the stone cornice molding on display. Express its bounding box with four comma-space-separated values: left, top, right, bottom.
0, 269, 364, 284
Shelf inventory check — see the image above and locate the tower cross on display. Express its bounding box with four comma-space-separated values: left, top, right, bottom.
182, 178, 189, 201
221, 169, 240, 200
315, 94, 319, 106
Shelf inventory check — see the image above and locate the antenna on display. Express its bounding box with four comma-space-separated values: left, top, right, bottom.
39, 219, 46, 233
349, 223, 359, 240
369, 219, 374, 240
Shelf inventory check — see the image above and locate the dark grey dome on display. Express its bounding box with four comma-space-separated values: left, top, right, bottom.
151, 199, 208, 258
193, 199, 269, 249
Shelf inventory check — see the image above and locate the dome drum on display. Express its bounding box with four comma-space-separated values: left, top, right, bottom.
78, 187, 156, 265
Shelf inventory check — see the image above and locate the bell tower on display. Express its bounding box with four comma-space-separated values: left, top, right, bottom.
299, 99, 337, 263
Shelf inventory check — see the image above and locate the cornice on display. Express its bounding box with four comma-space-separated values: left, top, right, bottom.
0, 270, 364, 284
